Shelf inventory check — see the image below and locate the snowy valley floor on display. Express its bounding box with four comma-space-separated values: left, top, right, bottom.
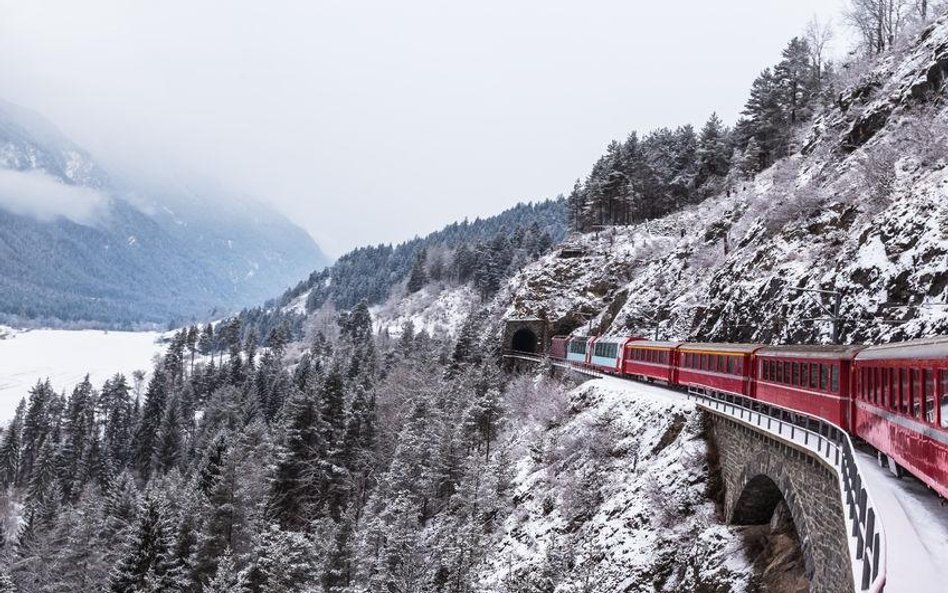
0, 327, 163, 422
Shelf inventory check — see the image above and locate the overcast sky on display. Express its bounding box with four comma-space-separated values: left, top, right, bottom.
0, 0, 847, 256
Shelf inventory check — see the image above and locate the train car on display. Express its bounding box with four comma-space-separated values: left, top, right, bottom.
588, 336, 635, 374
623, 341, 681, 383
852, 336, 948, 499
755, 345, 863, 431
676, 343, 763, 397
550, 336, 569, 361
566, 336, 595, 365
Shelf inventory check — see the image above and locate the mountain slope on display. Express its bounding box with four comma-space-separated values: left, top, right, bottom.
495, 16, 948, 345
0, 99, 327, 326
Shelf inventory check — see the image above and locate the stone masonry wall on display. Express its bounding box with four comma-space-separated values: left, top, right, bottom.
708, 414, 854, 593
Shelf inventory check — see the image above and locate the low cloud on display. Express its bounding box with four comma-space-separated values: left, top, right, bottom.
0, 169, 108, 224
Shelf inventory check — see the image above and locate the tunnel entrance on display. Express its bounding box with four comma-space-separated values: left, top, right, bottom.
511, 328, 539, 353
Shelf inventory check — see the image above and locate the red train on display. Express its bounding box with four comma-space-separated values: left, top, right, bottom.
548, 334, 948, 499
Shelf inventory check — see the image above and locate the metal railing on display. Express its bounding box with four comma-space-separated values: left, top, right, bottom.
689, 388, 886, 593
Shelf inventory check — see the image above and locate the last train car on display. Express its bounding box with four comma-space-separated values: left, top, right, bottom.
852, 336, 948, 499
550, 336, 569, 361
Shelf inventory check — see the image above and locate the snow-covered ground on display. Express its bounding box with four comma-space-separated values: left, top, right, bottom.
372, 284, 478, 338
0, 327, 164, 422
478, 376, 755, 592
855, 450, 948, 593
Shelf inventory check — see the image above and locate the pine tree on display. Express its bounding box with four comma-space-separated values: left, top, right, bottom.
108, 494, 180, 593
58, 375, 97, 502
205, 548, 249, 593
0, 399, 25, 488
152, 396, 184, 476
406, 248, 428, 293
696, 112, 730, 185
132, 374, 167, 481
268, 387, 328, 528
249, 526, 319, 593
102, 374, 135, 471
18, 380, 56, 487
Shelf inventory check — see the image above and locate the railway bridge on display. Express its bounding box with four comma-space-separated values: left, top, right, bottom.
503, 346, 885, 593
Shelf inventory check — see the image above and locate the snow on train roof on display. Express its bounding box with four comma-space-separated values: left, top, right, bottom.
757, 345, 865, 360
677, 343, 763, 354
855, 334, 948, 361
590, 335, 631, 344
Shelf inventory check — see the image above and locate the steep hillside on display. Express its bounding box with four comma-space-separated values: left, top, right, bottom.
496, 16, 948, 345
476, 378, 755, 592
0, 99, 327, 327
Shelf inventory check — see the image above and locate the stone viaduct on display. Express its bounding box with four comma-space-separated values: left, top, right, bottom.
707, 413, 855, 593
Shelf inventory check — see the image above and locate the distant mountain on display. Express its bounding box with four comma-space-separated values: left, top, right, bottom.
0, 99, 328, 327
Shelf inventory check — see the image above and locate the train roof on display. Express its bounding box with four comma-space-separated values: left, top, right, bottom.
625, 340, 682, 349
592, 335, 632, 344
855, 334, 948, 361
678, 343, 764, 354
756, 345, 865, 360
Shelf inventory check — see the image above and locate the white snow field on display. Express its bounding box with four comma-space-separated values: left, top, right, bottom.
0, 328, 164, 422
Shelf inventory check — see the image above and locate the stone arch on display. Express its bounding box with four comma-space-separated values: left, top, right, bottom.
729, 453, 816, 582
511, 328, 538, 353
731, 474, 785, 525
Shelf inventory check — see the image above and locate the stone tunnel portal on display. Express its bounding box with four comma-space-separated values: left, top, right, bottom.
511, 328, 539, 353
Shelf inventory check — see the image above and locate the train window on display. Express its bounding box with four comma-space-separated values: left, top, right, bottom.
912, 369, 923, 419
810, 363, 819, 389
702, 354, 710, 370
820, 365, 829, 390
775, 362, 782, 383
881, 368, 890, 409
924, 370, 936, 424
899, 369, 911, 414
791, 363, 800, 386
940, 370, 948, 428
801, 364, 809, 388
873, 368, 880, 404
785, 362, 792, 384
831, 366, 840, 393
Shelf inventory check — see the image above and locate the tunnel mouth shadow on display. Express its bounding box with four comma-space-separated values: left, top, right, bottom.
511, 328, 538, 353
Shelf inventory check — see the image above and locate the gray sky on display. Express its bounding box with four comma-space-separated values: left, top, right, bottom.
0, 0, 846, 256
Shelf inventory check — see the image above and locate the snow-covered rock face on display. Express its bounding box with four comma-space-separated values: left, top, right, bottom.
478, 379, 753, 592
499, 20, 948, 345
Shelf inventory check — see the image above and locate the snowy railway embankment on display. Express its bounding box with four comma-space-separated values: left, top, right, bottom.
476, 378, 760, 592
